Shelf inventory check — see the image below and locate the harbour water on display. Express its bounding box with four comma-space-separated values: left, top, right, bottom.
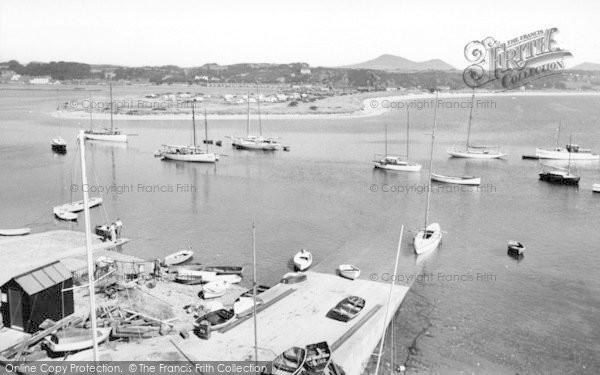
1, 86, 599, 373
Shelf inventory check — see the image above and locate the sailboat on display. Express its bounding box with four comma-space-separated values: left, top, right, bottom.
84, 83, 128, 142
414, 93, 442, 255
51, 100, 67, 153
373, 111, 422, 171
535, 123, 599, 160
159, 104, 219, 162
447, 92, 505, 159
229, 87, 281, 150
539, 134, 580, 185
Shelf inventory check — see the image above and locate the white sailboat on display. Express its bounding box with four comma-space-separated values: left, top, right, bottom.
159, 105, 220, 163
84, 83, 128, 142
230, 87, 281, 150
374, 111, 422, 171
414, 92, 442, 255
535, 123, 599, 160
447, 92, 505, 159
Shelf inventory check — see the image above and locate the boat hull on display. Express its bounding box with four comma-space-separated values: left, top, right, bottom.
44, 328, 111, 353
338, 265, 360, 280
539, 173, 580, 185
0, 228, 31, 236
447, 148, 505, 159
413, 223, 442, 255
593, 183, 600, 193
374, 162, 422, 172
162, 152, 219, 163
164, 250, 194, 266
535, 148, 599, 160
431, 173, 481, 186
293, 251, 313, 271
84, 133, 128, 143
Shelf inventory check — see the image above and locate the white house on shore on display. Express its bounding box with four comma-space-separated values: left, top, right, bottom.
29, 76, 51, 84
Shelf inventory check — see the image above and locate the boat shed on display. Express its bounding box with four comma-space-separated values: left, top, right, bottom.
0, 261, 74, 333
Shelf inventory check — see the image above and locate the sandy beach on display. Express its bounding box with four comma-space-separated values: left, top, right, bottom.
54, 90, 600, 121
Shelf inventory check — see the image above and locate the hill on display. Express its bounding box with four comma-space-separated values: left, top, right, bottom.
342, 54, 455, 71
571, 62, 600, 71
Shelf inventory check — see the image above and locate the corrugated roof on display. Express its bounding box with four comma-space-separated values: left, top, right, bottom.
13, 261, 71, 295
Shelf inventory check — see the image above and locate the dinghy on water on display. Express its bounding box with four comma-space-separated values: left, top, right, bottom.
337, 264, 361, 280
55, 197, 103, 213
51, 137, 67, 153
44, 327, 111, 353
0, 228, 31, 236
431, 173, 481, 186
593, 183, 600, 193
271, 347, 307, 375
163, 249, 194, 266
293, 249, 313, 271
53, 206, 78, 221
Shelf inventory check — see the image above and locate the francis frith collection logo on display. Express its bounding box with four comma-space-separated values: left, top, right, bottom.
463, 27, 572, 90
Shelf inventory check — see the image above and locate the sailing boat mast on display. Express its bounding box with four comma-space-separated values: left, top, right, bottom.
556, 122, 561, 149
256, 83, 262, 137
466, 90, 475, 149
89, 92, 93, 131
192, 102, 197, 148
246, 91, 251, 137
424, 91, 439, 232
406, 110, 410, 159
204, 109, 209, 152
252, 223, 258, 363
77, 130, 99, 361
109, 82, 114, 133
568, 133, 572, 175
374, 225, 404, 375
384, 124, 388, 156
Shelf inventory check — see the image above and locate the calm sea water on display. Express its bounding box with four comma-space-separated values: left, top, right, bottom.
1, 86, 599, 373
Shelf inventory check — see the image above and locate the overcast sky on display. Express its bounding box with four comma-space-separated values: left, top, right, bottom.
1, 0, 598, 68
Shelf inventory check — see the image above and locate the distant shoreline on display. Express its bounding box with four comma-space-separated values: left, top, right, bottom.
53, 90, 600, 121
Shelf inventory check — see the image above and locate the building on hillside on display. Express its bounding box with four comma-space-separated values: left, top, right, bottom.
29, 76, 51, 84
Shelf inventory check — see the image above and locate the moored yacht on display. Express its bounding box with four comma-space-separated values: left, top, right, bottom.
539, 134, 580, 186
447, 91, 505, 159
414, 92, 443, 255
535, 122, 599, 160
84, 83, 128, 143
229, 87, 281, 151
374, 112, 422, 171
159, 105, 219, 162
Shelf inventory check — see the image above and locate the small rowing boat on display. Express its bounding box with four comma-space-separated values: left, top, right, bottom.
0, 228, 31, 236
163, 249, 194, 266
280, 272, 308, 284
56, 197, 103, 213
304, 342, 332, 373
272, 347, 307, 375
194, 309, 236, 331
203, 265, 244, 275
431, 173, 481, 186
593, 183, 600, 193
293, 249, 313, 271
337, 264, 360, 280
53, 206, 77, 221
507, 240, 525, 258
200, 279, 229, 299
326, 296, 366, 322
233, 296, 264, 317
44, 327, 111, 353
